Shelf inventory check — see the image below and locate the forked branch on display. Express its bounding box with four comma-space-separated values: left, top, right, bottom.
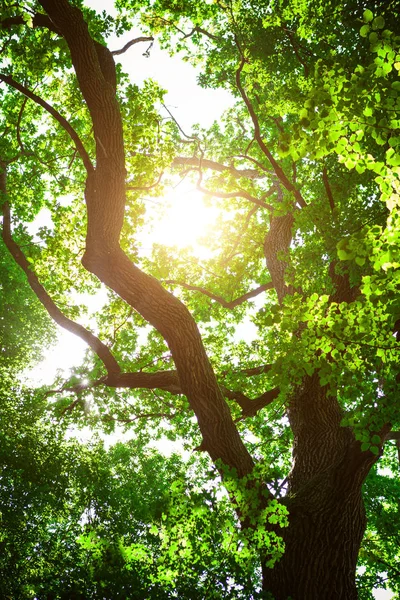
164, 281, 274, 308
234, 50, 306, 209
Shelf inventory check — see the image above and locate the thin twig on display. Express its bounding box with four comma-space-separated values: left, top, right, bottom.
0, 73, 93, 172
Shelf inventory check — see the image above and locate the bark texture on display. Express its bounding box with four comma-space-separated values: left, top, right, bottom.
262, 375, 379, 599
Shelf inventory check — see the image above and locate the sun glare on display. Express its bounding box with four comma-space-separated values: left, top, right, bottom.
139, 184, 219, 259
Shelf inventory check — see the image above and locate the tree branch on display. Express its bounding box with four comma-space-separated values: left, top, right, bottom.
384, 431, 400, 440
172, 156, 265, 180
111, 36, 154, 56
221, 386, 280, 418
1, 168, 119, 375
180, 25, 220, 42
38, 0, 260, 484
322, 166, 335, 212
103, 370, 182, 394
0, 73, 93, 173
164, 281, 274, 308
197, 182, 273, 210
234, 50, 306, 208
47, 366, 278, 421
284, 29, 309, 77
230, 364, 273, 377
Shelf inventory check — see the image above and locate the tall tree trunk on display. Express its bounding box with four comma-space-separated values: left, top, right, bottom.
262, 375, 378, 599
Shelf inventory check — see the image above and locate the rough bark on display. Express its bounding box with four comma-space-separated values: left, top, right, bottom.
264, 213, 294, 303
262, 375, 379, 599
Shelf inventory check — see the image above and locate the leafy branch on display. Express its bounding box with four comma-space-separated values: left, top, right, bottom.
0, 73, 93, 172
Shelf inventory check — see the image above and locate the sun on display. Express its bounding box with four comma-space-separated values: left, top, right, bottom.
138, 181, 220, 259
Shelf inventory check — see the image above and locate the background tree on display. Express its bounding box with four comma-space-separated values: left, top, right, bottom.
1, 0, 400, 597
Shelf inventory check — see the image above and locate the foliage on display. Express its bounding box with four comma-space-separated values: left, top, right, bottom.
0, 0, 400, 597
0, 385, 263, 598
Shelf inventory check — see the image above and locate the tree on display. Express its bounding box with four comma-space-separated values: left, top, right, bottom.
1, 0, 400, 597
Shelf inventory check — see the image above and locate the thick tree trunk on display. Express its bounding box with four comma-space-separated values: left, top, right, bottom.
262, 375, 377, 599
263, 474, 367, 598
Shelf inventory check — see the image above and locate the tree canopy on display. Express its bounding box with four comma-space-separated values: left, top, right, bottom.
1, 0, 400, 598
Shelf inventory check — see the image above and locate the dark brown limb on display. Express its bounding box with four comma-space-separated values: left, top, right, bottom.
1, 196, 120, 376
328, 261, 359, 304
323, 166, 335, 212
38, 0, 261, 483
221, 386, 280, 418
234, 51, 306, 209
285, 30, 309, 77
47, 367, 277, 422
232, 364, 273, 377
263, 212, 295, 303
111, 36, 154, 56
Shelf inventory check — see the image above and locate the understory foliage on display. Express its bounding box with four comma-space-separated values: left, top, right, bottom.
0, 0, 400, 598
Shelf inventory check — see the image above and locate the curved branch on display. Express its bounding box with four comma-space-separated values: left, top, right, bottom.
197, 182, 273, 210
180, 25, 220, 42
1, 196, 119, 376
235, 153, 274, 175
38, 0, 259, 483
172, 156, 265, 180
112, 36, 154, 56
0, 73, 93, 173
234, 51, 306, 208
164, 280, 274, 308
240, 364, 273, 376
221, 386, 280, 418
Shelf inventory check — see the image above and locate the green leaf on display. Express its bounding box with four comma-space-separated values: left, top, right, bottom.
363, 9, 373, 23
372, 16, 385, 30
